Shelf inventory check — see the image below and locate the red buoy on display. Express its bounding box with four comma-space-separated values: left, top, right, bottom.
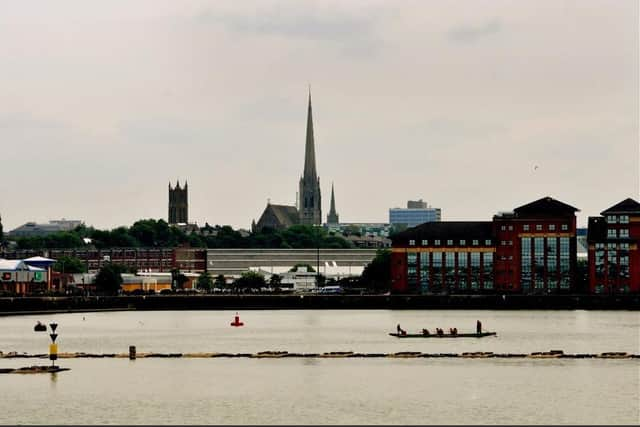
230, 312, 244, 327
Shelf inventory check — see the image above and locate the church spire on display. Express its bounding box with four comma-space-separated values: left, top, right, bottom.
298, 88, 322, 226
327, 182, 339, 225
303, 88, 317, 180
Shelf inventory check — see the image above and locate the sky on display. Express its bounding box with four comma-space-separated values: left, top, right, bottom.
0, 0, 638, 232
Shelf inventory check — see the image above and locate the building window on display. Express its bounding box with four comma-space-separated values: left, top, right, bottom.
523, 224, 530, 231
547, 237, 558, 288
501, 241, 506, 246
559, 237, 570, 289
607, 215, 617, 224
508, 240, 513, 246
607, 229, 617, 239
561, 224, 568, 231
420, 253, 429, 294
431, 252, 443, 293
472, 240, 478, 246
434, 240, 440, 246
407, 253, 418, 286
460, 240, 466, 246
485, 240, 491, 245
482, 252, 493, 289
533, 237, 545, 291
409, 240, 415, 246
536, 224, 542, 231
458, 252, 468, 290
620, 215, 629, 224
470, 253, 481, 290
421, 240, 428, 246
445, 252, 455, 291
447, 239, 453, 246
619, 229, 629, 238
501, 225, 506, 231
508, 226, 513, 231
549, 224, 556, 231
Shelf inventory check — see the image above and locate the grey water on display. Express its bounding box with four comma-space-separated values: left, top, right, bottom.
0, 309, 638, 425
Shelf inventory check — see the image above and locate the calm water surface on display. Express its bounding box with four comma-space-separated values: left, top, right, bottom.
0, 309, 638, 425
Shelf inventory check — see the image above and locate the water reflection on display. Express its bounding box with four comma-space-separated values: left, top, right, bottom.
49, 371, 58, 387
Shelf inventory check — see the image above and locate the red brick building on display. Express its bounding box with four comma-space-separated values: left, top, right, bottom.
587, 198, 640, 294
391, 197, 579, 294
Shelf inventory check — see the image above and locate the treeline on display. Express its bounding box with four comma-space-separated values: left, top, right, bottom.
12, 220, 353, 250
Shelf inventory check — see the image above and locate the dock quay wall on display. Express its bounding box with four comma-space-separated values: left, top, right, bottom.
0, 294, 638, 315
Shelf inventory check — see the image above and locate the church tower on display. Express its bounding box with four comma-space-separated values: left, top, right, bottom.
168, 180, 188, 224
327, 183, 339, 225
298, 90, 322, 225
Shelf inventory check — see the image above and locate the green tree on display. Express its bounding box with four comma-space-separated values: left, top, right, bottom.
196, 271, 213, 292
52, 255, 87, 274
171, 268, 189, 290
214, 274, 227, 289
268, 274, 282, 289
233, 271, 266, 292
95, 263, 125, 295
359, 249, 391, 293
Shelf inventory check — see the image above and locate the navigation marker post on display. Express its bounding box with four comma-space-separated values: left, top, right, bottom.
49, 323, 58, 368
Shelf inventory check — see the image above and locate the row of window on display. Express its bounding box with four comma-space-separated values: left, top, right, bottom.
501, 224, 569, 231
606, 228, 630, 238
408, 239, 492, 246
594, 284, 632, 294
606, 215, 630, 224
407, 251, 494, 292
595, 243, 630, 250
521, 237, 571, 290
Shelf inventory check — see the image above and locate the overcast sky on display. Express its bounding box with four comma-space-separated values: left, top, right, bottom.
0, 0, 637, 231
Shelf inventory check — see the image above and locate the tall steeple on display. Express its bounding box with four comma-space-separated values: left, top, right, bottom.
327, 182, 339, 225
298, 88, 322, 225
303, 88, 317, 180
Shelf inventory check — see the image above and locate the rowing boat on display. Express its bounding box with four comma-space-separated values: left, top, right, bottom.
389, 331, 497, 338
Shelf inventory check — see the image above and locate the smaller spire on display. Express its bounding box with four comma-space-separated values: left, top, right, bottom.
327, 182, 339, 225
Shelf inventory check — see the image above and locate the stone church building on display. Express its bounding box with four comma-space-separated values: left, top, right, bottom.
254, 91, 336, 232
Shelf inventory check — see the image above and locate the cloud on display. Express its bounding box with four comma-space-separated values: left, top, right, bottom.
447, 18, 502, 43
195, 4, 386, 57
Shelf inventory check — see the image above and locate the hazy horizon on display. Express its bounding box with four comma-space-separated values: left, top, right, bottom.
1, 0, 638, 232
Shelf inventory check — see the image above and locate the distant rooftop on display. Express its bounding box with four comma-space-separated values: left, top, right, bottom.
8, 219, 84, 238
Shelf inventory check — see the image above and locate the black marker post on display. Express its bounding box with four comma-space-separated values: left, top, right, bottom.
49, 323, 58, 368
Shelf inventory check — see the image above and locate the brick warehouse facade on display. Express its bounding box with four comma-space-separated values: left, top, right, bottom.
391, 197, 579, 294
587, 198, 640, 294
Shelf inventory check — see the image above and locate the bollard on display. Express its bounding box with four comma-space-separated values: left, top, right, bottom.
129, 346, 136, 360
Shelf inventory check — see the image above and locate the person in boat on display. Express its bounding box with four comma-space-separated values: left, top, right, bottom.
422, 328, 430, 336
452, 327, 458, 336
437, 328, 443, 336
397, 324, 401, 334
476, 320, 482, 334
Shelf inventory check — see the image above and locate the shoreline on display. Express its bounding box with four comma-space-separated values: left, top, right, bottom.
0, 294, 638, 315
